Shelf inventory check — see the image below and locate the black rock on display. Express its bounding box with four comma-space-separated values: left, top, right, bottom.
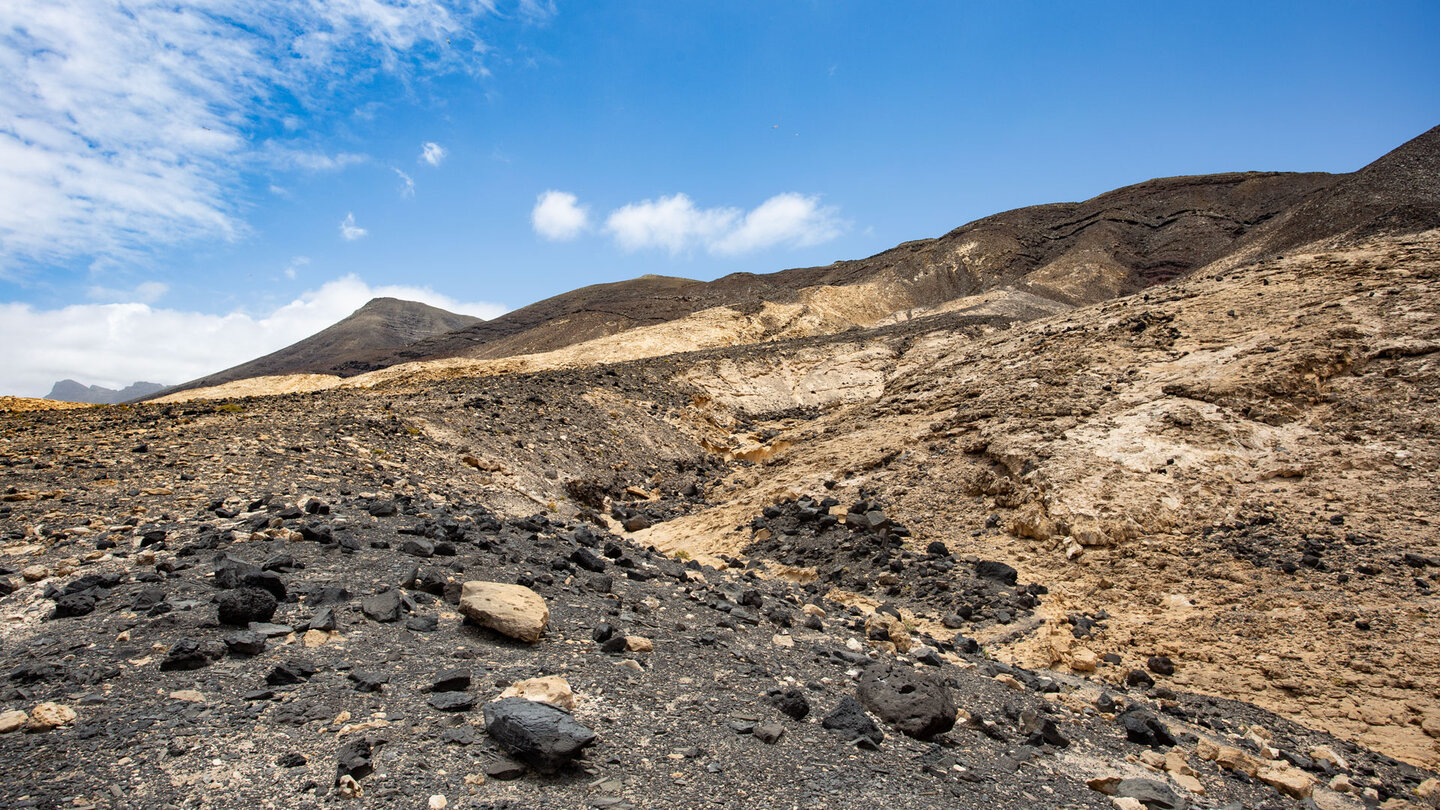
243, 571, 287, 600
402, 538, 434, 558
975, 560, 1018, 585
1117, 707, 1176, 748
1125, 669, 1155, 689
429, 691, 476, 712
857, 663, 956, 739
766, 687, 810, 720
276, 752, 307, 768
307, 606, 338, 632
8, 663, 62, 683
336, 736, 375, 779
266, 661, 316, 686
361, 590, 404, 623
439, 725, 478, 745
405, 614, 439, 632
160, 638, 219, 671
132, 587, 167, 611
52, 592, 97, 618
570, 547, 607, 572
483, 756, 527, 780
821, 696, 884, 745
925, 541, 950, 557
216, 587, 278, 626
1147, 655, 1175, 676
592, 623, 616, 643
366, 500, 398, 517
432, 669, 471, 692
348, 671, 389, 693
223, 631, 267, 657
261, 554, 298, 573
482, 697, 598, 773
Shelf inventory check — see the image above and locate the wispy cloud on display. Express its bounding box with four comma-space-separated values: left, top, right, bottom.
395, 168, 416, 199
420, 141, 448, 166
0, 1, 498, 270
339, 213, 368, 241
531, 190, 590, 241
86, 281, 170, 304
601, 192, 845, 255
283, 256, 310, 280
0, 275, 508, 396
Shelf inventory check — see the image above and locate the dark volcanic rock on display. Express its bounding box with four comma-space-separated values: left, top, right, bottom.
857, 664, 957, 740
765, 687, 811, 720
429, 691, 476, 712
223, 631, 267, 657
361, 590, 404, 623
216, 587, 278, 626
482, 697, 597, 772
52, 592, 97, 618
821, 696, 884, 745
1117, 707, 1176, 748
160, 638, 220, 671
974, 560, 1018, 585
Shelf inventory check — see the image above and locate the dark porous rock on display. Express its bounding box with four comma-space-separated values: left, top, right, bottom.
52, 592, 97, 618
243, 570, 286, 601
361, 590, 404, 623
432, 669, 471, 693
223, 631, 267, 657
821, 695, 884, 745
570, 547, 607, 572
856, 663, 956, 740
975, 560, 1018, 585
160, 638, 220, 671
276, 752, 307, 768
307, 606, 338, 633
482, 697, 597, 773
1116, 778, 1186, 810
1117, 706, 1176, 748
430, 691, 476, 711
765, 687, 810, 720
1147, 655, 1175, 676
216, 587, 278, 626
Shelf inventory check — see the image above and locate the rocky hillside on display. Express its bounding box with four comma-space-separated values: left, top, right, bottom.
159, 298, 482, 397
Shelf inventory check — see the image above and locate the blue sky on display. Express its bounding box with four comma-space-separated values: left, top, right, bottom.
1, 0, 1437, 396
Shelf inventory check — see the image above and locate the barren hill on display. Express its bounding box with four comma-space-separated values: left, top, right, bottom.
161, 297, 481, 396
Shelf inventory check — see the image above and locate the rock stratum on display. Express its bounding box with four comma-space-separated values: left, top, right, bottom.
4, 126, 1440, 809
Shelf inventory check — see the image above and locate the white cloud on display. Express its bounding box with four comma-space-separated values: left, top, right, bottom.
0, 1, 496, 269
86, 281, 170, 304
420, 141, 448, 166
394, 168, 416, 199
0, 275, 508, 397
602, 192, 844, 255
339, 213, 368, 241
283, 256, 310, 280
531, 190, 589, 241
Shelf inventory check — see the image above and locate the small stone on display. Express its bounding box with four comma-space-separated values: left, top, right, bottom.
169, 689, 204, 703
624, 636, 653, 653
161, 638, 220, 671
765, 687, 810, 720
1258, 765, 1315, 799
483, 756, 526, 780
223, 631, 267, 657
821, 696, 884, 745
429, 692, 476, 712
1147, 655, 1175, 676
753, 722, 785, 744
276, 752, 307, 767
24, 702, 76, 731
336, 774, 363, 798
361, 590, 404, 623
499, 675, 575, 710
428, 796, 447, 810
431, 669, 471, 693
348, 671, 389, 693
0, 709, 27, 733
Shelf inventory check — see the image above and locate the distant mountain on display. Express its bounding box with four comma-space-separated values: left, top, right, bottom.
157, 297, 481, 397
46, 379, 167, 404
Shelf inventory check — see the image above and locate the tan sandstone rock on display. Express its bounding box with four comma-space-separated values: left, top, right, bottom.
25, 702, 76, 731
499, 675, 576, 710
458, 581, 549, 643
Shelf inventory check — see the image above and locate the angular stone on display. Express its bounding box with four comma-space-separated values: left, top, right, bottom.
821, 696, 884, 745
24, 702, 76, 731
499, 675, 576, 710
429, 692, 476, 712
160, 638, 219, 671
361, 590, 404, 623
482, 697, 596, 772
0, 709, 27, 733
458, 581, 548, 643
